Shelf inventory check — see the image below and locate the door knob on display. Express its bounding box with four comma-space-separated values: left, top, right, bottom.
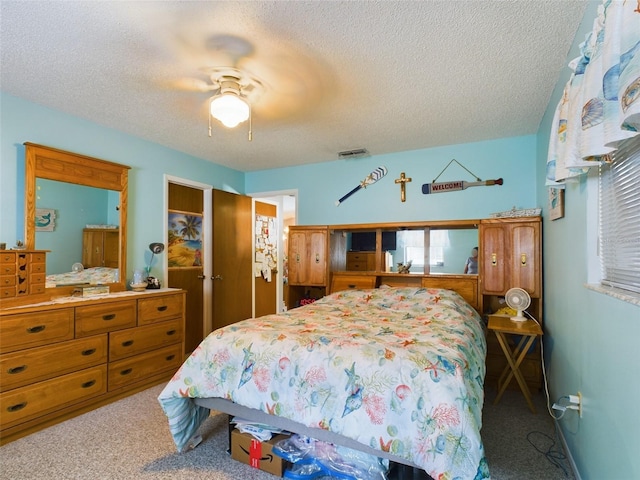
197, 275, 206, 279
212, 275, 223, 280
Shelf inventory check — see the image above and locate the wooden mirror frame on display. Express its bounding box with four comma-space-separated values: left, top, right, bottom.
24, 143, 130, 295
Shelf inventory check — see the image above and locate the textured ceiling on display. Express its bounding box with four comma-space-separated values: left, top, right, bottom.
0, 1, 587, 172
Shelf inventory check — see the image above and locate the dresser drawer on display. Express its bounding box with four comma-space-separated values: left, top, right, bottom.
0, 252, 16, 265
108, 344, 182, 391
138, 293, 183, 325
1, 286, 16, 299
0, 309, 74, 353
29, 262, 46, 274
0, 275, 16, 287
0, 365, 107, 428
331, 274, 376, 292
109, 319, 183, 361
29, 252, 46, 264
75, 300, 136, 337
0, 335, 108, 391
0, 263, 16, 276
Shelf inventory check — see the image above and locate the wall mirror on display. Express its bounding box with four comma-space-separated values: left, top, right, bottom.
24, 143, 130, 294
341, 220, 479, 275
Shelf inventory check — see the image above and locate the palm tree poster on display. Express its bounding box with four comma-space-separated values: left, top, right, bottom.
167, 210, 203, 268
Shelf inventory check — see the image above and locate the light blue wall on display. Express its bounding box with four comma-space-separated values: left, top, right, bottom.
535, 1, 640, 479
0, 92, 244, 283
246, 135, 537, 225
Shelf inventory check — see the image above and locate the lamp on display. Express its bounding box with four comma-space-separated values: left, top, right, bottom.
145, 242, 165, 278
210, 93, 249, 128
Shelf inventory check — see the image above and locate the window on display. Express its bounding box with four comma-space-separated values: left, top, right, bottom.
599, 136, 640, 294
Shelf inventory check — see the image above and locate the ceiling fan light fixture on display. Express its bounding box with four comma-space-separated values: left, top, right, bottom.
210, 93, 249, 128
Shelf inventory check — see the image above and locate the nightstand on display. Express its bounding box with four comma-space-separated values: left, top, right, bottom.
487, 314, 543, 413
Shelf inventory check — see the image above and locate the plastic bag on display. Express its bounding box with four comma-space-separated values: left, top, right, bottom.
273, 434, 388, 480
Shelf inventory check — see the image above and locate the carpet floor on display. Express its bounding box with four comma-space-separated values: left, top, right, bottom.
0, 383, 575, 479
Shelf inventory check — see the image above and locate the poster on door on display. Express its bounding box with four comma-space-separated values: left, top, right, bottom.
255, 214, 277, 281
167, 210, 203, 268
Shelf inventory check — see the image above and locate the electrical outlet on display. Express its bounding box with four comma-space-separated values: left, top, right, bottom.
578, 391, 582, 418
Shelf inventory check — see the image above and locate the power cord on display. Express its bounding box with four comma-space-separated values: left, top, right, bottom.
526, 430, 571, 477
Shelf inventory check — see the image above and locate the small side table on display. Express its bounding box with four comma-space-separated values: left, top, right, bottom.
487, 314, 543, 413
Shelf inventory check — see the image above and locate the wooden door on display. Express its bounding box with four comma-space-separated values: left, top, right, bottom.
308, 230, 327, 285
212, 190, 252, 330
288, 227, 327, 287
103, 231, 119, 268
168, 183, 204, 354
254, 201, 277, 317
288, 229, 309, 285
510, 221, 541, 297
480, 222, 508, 295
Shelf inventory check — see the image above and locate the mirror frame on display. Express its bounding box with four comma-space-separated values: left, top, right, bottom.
24, 143, 130, 295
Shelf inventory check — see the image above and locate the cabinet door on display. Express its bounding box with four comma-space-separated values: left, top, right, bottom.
307, 231, 327, 285
288, 230, 309, 285
510, 222, 541, 297
82, 231, 102, 268
289, 229, 326, 286
103, 231, 119, 268
480, 223, 508, 295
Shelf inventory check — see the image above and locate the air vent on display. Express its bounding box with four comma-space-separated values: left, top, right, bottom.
338, 148, 370, 160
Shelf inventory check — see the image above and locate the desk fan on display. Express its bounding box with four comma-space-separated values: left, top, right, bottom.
505, 287, 531, 322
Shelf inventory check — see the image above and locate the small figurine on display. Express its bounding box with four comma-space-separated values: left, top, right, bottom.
397, 260, 412, 274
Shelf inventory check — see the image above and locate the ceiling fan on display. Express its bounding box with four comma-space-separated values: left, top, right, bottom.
174, 67, 264, 141
166, 34, 328, 139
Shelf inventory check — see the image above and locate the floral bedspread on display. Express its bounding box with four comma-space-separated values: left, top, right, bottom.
45, 266, 118, 287
158, 287, 489, 479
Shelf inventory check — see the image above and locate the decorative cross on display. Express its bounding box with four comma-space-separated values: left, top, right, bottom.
394, 172, 412, 202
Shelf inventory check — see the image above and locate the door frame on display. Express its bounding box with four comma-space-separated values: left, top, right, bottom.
249, 189, 298, 314
164, 175, 213, 335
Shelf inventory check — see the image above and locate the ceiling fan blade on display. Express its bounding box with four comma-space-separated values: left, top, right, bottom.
168, 77, 218, 92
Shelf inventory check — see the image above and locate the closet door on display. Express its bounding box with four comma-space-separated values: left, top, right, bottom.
212, 190, 252, 330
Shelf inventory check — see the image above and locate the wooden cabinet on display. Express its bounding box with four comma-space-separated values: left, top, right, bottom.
479, 216, 542, 392
0, 289, 185, 444
289, 227, 328, 286
82, 228, 119, 268
287, 227, 329, 308
0, 250, 47, 300
331, 274, 377, 292
480, 217, 541, 298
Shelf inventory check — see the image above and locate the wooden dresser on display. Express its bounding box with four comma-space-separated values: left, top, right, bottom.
0, 250, 47, 300
0, 288, 185, 444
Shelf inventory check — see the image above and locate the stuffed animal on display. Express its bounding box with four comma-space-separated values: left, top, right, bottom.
397, 260, 412, 274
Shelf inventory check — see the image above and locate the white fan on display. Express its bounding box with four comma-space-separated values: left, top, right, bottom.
505, 287, 531, 322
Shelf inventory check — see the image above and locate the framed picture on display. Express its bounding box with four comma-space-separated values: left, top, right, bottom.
548, 188, 565, 221
35, 208, 56, 231
167, 210, 203, 268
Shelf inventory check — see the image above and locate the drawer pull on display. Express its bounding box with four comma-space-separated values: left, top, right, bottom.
26, 325, 46, 334
121, 340, 134, 347
348, 284, 356, 289
156, 305, 168, 312
165, 354, 176, 361
81, 348, 97, 356
102, 314, 116, 321
8, 365, 27, 375
7, 402, 27, 412
81, 380, 96, 389
166, 330, 176, 336
119, 368, 133, 376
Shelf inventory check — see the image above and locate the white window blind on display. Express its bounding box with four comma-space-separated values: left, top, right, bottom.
599, 136, 640, 294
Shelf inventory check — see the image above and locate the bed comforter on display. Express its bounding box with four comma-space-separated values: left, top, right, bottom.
158, 286, 489, 479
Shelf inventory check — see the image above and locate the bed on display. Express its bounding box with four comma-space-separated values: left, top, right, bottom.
158, 285, 489, 479
45, 266, 118, 288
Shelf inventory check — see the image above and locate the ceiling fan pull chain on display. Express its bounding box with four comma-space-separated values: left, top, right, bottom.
208, 97, 213, 138
248, 103, 253, 141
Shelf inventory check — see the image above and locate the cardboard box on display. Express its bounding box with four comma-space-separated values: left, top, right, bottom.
230, 429, 291, 477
